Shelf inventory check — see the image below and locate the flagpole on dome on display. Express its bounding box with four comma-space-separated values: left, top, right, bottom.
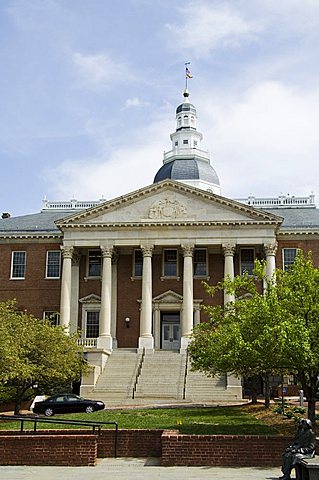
185, 62, 193, 92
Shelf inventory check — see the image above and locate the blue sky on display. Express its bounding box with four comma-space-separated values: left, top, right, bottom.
1, 0, 319, 216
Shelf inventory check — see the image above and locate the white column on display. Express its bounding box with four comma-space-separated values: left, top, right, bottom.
60, 246, 73, 333
181, 244, 194, 352
154, 305, 161, 349
194, 305, 201, 326
139, 245, 154, 352
70, 250, 81, 335
111, 251, 119, 348
97, 246, 113, 351
264, 242, 277, 285
222, 244, 236, 304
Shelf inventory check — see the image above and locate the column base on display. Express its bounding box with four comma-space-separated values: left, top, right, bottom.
180, 335, 191, 353
226, 373, 243, 399
96, 335, 113, 352
138, 336, 154, 353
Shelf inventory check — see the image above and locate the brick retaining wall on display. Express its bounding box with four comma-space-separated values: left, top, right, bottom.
0, 428, 292, 467
161, 430, 291, 466
0, 432, 97, 466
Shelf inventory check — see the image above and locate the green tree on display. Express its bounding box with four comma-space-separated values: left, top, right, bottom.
188, 252, 319, 424
0, 300, 85, 414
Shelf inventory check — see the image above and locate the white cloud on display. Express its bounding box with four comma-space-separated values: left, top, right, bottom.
72, 52, 132, 88
165, 2, 262, 57
123, 97, 151, 109
42, 112, 173, 201
196, 81, 319, 198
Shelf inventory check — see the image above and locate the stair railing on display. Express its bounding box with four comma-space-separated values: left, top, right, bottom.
132, 348, 145, 399
182, 347, 189, 400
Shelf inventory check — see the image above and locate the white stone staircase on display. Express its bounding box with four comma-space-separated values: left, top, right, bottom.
86, 349, 241, 405
133, 351, 186, 400
90, 349, 141, 403
184, 361, 241, 402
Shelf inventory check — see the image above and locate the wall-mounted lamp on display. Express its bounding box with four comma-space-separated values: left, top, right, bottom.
125, 317, 131, 328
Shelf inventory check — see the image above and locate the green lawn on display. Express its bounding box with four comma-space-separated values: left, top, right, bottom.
0, 406, 278, 435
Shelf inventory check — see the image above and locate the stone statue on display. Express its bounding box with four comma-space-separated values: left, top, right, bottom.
280, 418, 316, 480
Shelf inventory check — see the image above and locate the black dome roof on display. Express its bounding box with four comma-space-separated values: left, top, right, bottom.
176, 102, 196, 115
154, 158, 220, 186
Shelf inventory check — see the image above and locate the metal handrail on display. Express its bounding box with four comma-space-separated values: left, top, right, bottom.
132, 348, 145, 399
183, 348, 189, 400
0, 414, 118, 457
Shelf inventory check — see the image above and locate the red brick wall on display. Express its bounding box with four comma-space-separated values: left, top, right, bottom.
0, 429, 292, 467
0, 242, 61, 317
161, 430, 290, 467
98, 429, 163, 458
0, 431, 97, 466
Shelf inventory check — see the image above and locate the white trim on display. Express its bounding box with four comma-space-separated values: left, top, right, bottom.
282, 247, 298, 271
10, 251, 26, 280
239, 247, 255, 276
45, 250, 61, 279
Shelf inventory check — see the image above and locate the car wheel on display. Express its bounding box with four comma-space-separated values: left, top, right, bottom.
85, 405, 94, 414
44, 407, 54, 416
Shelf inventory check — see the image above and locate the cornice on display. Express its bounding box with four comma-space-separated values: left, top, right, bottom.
0, 233, 62, 240
57, 219, 282, 230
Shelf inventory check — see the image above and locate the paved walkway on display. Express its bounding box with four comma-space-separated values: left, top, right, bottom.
1, 458, 281, 480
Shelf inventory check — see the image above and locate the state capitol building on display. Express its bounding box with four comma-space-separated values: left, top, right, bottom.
1, 87, 318, 403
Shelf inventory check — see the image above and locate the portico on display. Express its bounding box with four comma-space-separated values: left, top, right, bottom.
57, 180, 281, 357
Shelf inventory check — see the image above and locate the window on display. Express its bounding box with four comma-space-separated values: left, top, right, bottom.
86, 311, 100, 338
43, 311, 60, 326
88, 250, 101, 277
11, 251, 26, 279
194, 140, 197, 147
183, 139, 189, 145
133, 249, 143, 277
194, 249, 207, 277
163, 249, 178, 277
175, 141, 178, 146
240, 248, 255, 276
283, 248, 298, 271
46, 251, 61, 278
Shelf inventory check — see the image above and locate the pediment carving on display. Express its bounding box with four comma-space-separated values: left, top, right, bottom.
149, 198, 187, 219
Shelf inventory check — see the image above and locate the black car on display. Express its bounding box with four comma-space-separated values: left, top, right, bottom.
32, 393, 105, 416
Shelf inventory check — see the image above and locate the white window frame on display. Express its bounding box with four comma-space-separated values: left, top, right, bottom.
43, 311, 60, 326
82, 304, 100, 339
193, 248, 208, 277
87, 249, 102, 278
45, 251, 61, 279
10, 251, 26, 279
282, 248, 298, 271
162, 249, 179, 278
240, 248, 255, 276
132, 249, 143, 278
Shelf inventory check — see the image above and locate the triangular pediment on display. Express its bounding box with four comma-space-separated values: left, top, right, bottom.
153, 290, 183, 304
56, 180, 282, 228
79, 294, 101, 304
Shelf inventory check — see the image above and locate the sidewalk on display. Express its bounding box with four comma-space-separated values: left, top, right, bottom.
0, 457, 281, 480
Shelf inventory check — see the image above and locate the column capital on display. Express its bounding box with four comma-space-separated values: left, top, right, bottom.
222, 243, 236, 257
61, 245, 74, 259
101, 246, 113, 259
140, 244, 154, 257
181, 244, 194, 257
264, 242, 278, 257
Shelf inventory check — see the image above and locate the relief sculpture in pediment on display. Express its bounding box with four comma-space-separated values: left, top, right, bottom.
149, 198, 187, 219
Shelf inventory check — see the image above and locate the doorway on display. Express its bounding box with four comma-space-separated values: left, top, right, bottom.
161, 312, 180, 350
